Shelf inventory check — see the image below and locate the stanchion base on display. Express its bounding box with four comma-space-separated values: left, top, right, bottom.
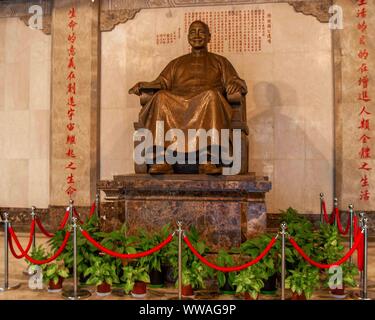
0, 282, 21, 292
62, 288, 91, 300
348, 290, 374, 300
168, 296, 194, 300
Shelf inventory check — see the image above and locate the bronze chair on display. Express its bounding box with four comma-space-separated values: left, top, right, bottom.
133, 87, 249, 174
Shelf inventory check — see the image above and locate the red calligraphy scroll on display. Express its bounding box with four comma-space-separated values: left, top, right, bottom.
356, 1, 372, 202
65, 7, 79, 199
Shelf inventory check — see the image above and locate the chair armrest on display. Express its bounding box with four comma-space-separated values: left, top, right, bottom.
227, 92, 244, 105
139, 83, 162, 92
139, 85, 162, 106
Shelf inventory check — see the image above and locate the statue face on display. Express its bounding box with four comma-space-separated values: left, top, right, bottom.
188, 22, 211, 49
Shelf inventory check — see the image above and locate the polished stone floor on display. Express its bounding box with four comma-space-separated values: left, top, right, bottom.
0, 232, 375, 300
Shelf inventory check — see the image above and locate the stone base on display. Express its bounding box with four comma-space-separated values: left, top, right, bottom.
98, 173, 271, 250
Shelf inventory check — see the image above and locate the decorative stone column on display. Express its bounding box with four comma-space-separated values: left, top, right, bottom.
50, 0, 100, 207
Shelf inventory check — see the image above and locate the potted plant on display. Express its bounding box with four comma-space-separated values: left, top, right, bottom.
84, 255, 120, 296
26, 245, 47, 268
180, 261, 210, 297
122, 264, 150, 298
280, 208, 318, 270
94, 224, 139, 279
285, 264, 320, 300
316, 224, 358, 298
216, 250, 237, 294
44, 262, 70, 292
232, 264, 268, 300
164, 226, 213, 293
138, 224, 171, 288
48, 215, 101, 283
26, 245, 47, 290
240, 233, 279, 294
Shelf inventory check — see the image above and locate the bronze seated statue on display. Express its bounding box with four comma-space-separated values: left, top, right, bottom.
129, 20, 249, 175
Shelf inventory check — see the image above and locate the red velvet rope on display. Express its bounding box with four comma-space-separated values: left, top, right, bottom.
33, 209, 70, 237
336, 208, 351, 235
7, 220, 36, 259
89, 202, 96, 218
8, 226, 71, 265
81, 229, 173, 259
35, 217, 54, 238
58, 210, 70, 230
322, 201, 336, 225
184, 235, 277, 272
73, 208, 84, 224
289, 231, 363, 269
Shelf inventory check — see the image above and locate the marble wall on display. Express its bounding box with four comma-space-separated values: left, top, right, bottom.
0, 17, 51, 208
100, 2, 334, 214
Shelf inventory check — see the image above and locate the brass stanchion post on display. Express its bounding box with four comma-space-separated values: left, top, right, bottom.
349, 204, 354, 265
177, 221, 183, 301
0, 212, 20, 291
62, 217, 91, 300
23, 207, 37, 276
320, 193, 324, 224
280, 222, 287, 300
360, 216, 370, 300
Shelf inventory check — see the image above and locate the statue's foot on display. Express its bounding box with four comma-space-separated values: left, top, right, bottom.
149, 163, 173, 174
199, 163, 222, 175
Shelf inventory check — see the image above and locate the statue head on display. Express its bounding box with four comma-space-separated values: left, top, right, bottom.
188, 20, 211, 50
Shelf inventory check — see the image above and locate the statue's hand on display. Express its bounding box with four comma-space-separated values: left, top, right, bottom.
129, 82, 146, 96
226, 80, 244, 95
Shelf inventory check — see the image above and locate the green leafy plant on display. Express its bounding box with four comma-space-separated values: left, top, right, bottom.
279, 207, 319, 271
93, 224, 139, 281
240, 233, 278, 280
216, 250, 237, 292
84, 255, 120, 287
316, 223, 358, 289
121, 265, 150, 294
285, 264, 320, 299
26, 245, 47, 268
233, 264, 268, 299
138, 224, 172, 273
44, 262, 69, 285
181, 260, 209, 289
48, 214, 101, 281
164, 226, 213, 285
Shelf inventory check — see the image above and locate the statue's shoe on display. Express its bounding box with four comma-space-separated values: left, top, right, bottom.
149, 164, 173, 174
199, 163, 222, 175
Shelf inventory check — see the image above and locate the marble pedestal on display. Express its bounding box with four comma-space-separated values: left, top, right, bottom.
98, 174, 271, 250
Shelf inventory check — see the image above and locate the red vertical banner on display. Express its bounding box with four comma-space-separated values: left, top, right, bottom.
356, 0, 372, 202
65, 6, 78, 199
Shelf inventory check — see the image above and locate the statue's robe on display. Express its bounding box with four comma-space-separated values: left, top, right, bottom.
138, 51, 246, 154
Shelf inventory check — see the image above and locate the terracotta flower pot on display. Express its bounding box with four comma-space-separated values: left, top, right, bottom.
96, 282, 111, 296
48, 277, 64, 292
244, 292, 259, 300
330, 285, 346, 299
291, 292, 306, 300
131, 281, 147, 298
182, 284, 194, 297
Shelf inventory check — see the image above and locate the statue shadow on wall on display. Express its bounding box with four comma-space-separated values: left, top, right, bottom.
248, 81, 331, 213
